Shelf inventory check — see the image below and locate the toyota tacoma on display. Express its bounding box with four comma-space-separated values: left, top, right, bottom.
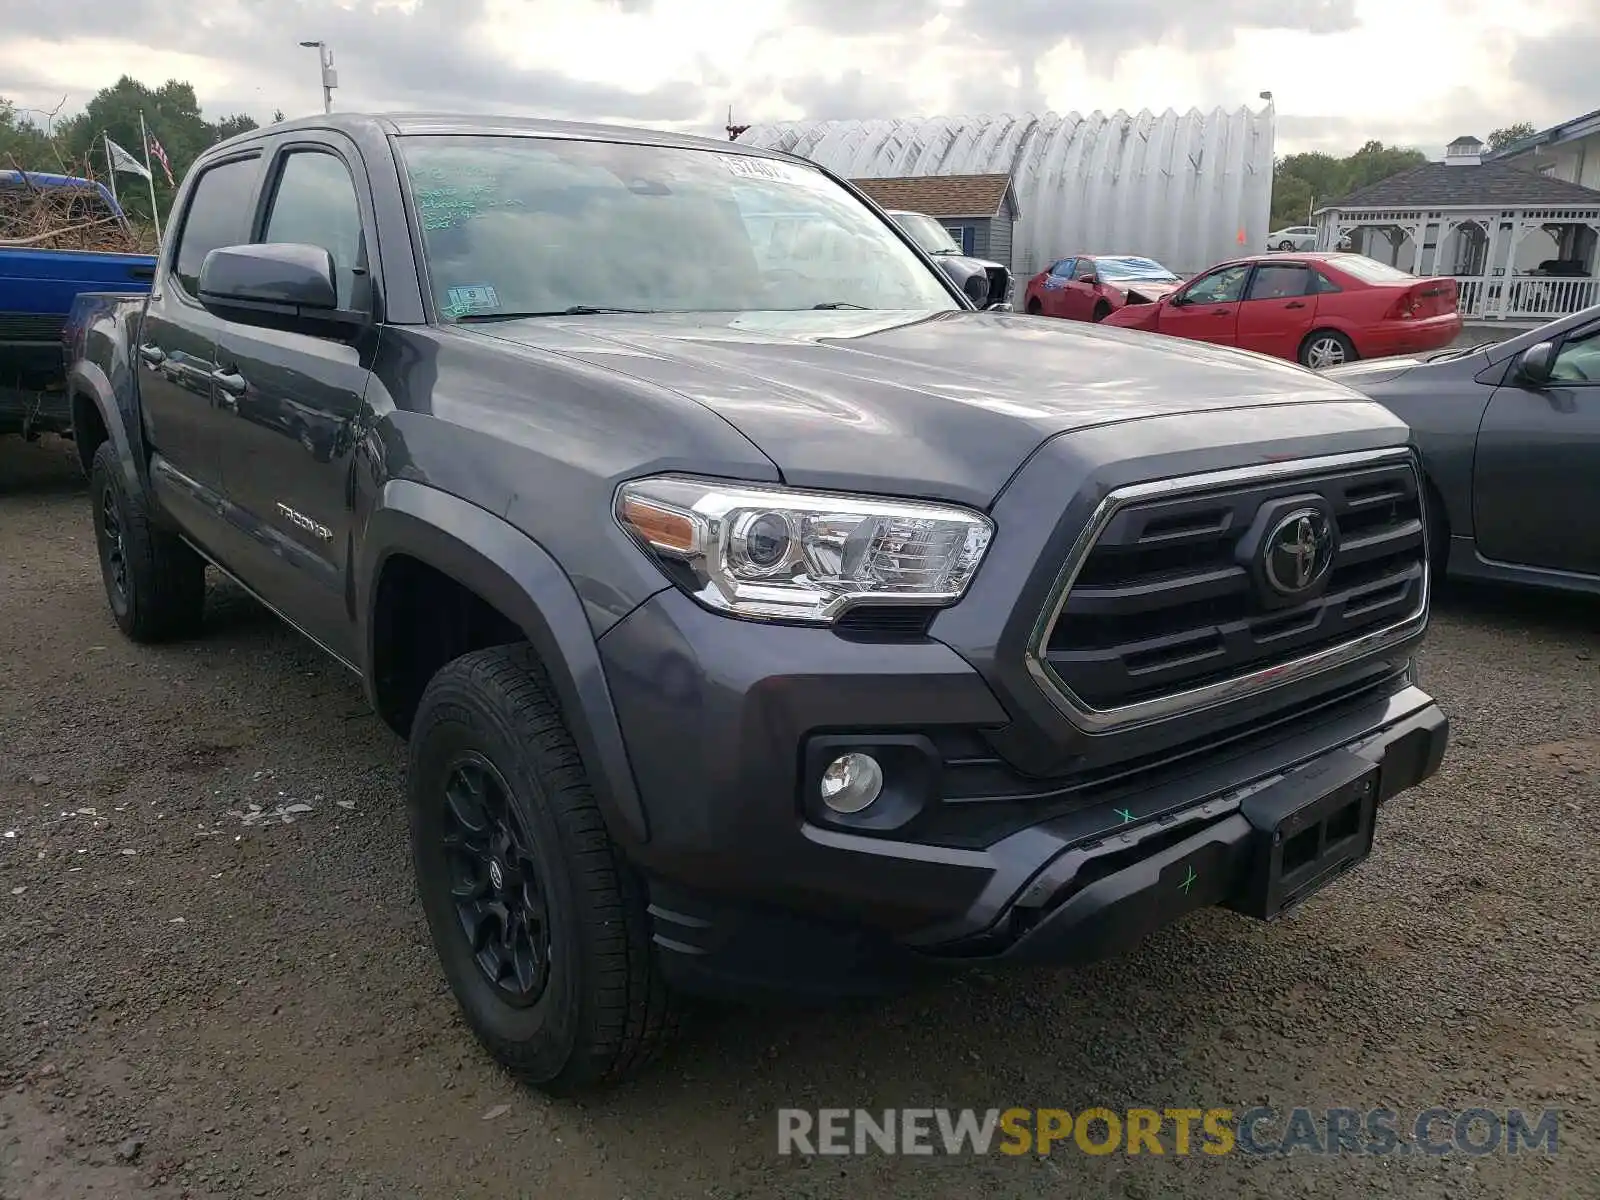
64, 114, 1448, 1094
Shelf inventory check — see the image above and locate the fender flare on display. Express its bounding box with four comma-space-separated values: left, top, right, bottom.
357, 480, 650, 846
66, 360, 144, 492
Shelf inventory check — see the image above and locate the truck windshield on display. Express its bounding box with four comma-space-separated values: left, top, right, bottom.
398, 136, 959, 320
889, 212, 962, 255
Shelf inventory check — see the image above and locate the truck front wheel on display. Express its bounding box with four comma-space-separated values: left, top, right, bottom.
406, 643, 682, 1094
89, 440, 206, 642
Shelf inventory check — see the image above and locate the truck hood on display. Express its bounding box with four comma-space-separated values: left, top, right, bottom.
465, 309, 1390, 508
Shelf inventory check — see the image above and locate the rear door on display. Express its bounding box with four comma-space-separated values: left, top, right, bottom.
1236, 261, 1317, 360
136, 152, 263, 547
1158, 263, 1250, 346
1473, 320, 1600, 576
207, 132, 378, 661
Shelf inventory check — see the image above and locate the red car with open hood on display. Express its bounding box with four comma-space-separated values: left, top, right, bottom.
1100, 252, 1462, 368
1023, 254, 1185, 322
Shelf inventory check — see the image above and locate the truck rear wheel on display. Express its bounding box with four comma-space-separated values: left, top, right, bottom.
406, 644, 681, 1094
89, 440, 206, 643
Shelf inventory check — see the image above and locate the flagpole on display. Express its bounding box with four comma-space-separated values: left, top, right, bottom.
139, 111, 162, 244
102, 131, 120, 206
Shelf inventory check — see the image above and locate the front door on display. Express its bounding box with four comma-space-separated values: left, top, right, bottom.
1159, 263, 1250, 346
1473, 319, 1600, 576
1236, 261, 1318, 360
136, 153, 263, 545
209, 136, 377, 661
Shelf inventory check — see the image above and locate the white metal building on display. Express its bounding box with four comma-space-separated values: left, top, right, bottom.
737, 107, 1276, 279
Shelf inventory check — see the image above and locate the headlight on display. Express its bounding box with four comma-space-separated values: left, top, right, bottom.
615, 475, 993, 623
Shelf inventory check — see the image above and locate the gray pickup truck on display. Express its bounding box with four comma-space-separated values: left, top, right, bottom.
64, 113, 1448, 1094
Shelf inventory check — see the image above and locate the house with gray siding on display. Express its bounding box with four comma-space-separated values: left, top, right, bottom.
850, 174, 1021, 270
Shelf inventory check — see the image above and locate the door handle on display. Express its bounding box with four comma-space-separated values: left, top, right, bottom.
137, 344, 165, 366
1211, 308, 1231, 316
1285, 301, 1307, 309
211, 369, 247, 396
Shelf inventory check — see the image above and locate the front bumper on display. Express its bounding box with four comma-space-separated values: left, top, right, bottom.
599, 582, 1447, 998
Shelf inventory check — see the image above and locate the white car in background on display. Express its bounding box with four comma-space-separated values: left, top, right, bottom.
1267, 225, 1318, 251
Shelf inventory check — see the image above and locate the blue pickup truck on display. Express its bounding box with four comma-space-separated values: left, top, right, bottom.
1, 170, 156, 439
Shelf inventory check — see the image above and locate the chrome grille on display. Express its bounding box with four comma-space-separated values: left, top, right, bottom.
1027, 449, 1429, 733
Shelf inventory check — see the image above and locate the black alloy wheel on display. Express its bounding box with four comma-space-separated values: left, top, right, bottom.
440, 752, 552, 1006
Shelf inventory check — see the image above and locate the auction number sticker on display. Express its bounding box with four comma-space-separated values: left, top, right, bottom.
444, 283, 500, 317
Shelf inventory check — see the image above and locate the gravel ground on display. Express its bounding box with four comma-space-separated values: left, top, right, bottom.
2, 434, 1596, 1199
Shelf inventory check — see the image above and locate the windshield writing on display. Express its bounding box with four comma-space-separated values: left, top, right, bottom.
399, 137, 958, 319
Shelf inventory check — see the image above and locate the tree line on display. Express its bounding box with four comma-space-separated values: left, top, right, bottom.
1, 76, 280, 226
1270, 123, 1538, 229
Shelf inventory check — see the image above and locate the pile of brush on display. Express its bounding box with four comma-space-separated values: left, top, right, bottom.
1, 159, 152, 254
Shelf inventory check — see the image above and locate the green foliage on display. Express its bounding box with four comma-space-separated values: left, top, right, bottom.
1487, 122, 1536, 153
2, 77, 258, 225
1271, 140, 1428, 228
0, 98, 56, 171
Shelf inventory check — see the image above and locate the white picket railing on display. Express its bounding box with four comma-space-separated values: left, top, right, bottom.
1450, 275, 1600, 321
1502, 275, 1600, 319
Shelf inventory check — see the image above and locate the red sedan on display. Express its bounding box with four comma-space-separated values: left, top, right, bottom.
1024, 255, 1184, 322
1100, 252, 1462, 368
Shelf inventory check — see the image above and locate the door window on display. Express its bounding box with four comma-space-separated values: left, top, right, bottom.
1246, 264, 1313, 300
173, 157, 261, 295
1071, 258, 1098, 281
1550, 327, 1600, 384
1049, 258, 1075, 278
1182, 264, 1251, 305
261, 150, 366, 308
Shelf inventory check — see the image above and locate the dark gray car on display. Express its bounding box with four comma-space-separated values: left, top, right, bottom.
1326, 305, 1600, 595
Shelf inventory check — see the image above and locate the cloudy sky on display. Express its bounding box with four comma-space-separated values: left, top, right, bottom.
2, 0, 1595, 156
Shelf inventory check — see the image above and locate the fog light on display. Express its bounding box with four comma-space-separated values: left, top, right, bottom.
820, 752, 884, 814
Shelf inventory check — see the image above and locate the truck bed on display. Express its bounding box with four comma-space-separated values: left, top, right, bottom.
0, 248, 156, 432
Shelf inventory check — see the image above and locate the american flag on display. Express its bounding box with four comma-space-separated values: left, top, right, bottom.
146, 133, 174, 186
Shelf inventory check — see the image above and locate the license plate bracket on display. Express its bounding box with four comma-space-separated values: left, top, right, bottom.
1225, 748, 1380, 921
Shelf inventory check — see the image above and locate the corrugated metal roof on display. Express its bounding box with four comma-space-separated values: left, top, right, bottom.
851, 174, 1015, 219
738, 107, 1275, 277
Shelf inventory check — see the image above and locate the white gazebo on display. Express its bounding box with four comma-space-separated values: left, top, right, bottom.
1314, 136, 1600, 321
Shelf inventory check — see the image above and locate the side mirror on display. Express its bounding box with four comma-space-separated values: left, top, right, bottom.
197, 243, 362, 336
1080, 271, 1099, 285
1517, 340, 1556, 387
985, 301, 1012, 312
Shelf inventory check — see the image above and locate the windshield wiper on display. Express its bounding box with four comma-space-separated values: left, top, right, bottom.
455, 305, 656, 322
1428, 340, 1497, 361
812, 301, 868, 310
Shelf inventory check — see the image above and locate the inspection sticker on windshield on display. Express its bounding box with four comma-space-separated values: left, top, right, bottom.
444, 284, 500, 316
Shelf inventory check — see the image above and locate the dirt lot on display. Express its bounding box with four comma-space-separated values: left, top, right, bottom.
2, 434, 1597, 1199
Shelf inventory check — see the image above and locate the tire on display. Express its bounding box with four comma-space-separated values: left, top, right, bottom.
1278, 240, 1296, 251
1092, 302, 1112, 322
89, 440, 206, 643
1299, 330, 1357, 370
1025, 298, 1043, 315
407, 644, 681, 1094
